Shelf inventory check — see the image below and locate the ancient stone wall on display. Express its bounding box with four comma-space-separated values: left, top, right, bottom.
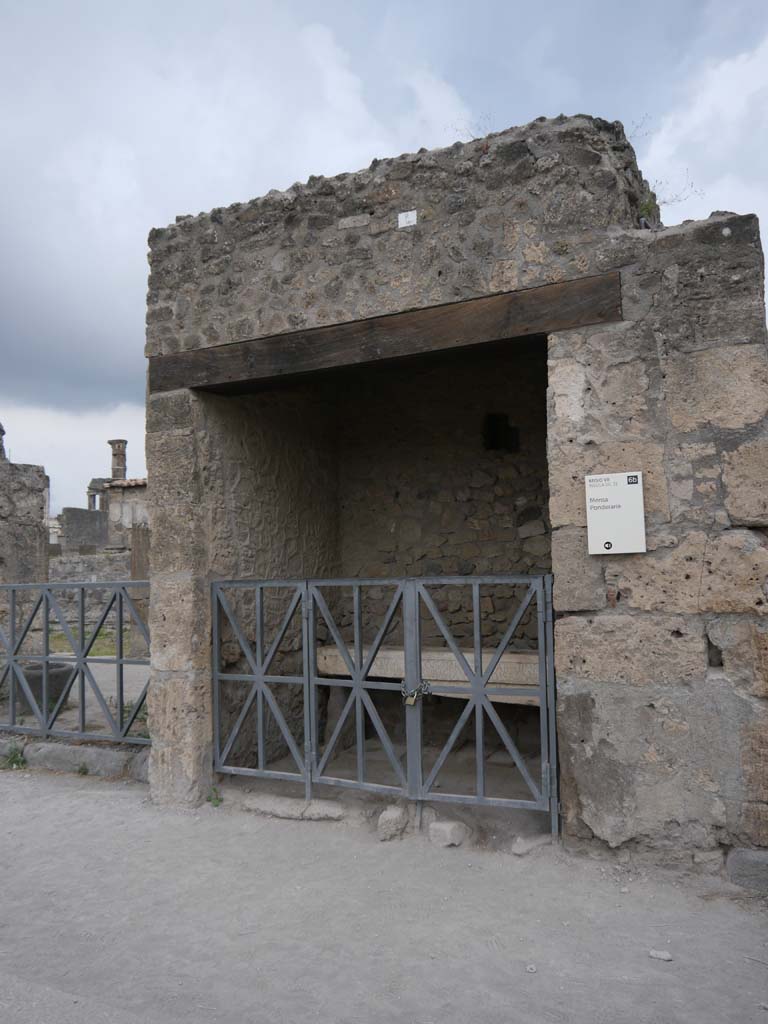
52, 496, 143, 631
549, 212, 768, 853
48, 549, 133, 629
146, 116, 652, 360
0, 451, 49, 586
333, 340, 549, 648
49, 550, 132, 584
105, 483, 149, 548
144, 114, 766, 857
58, 507, 109, 551
336, 341, 549, 582
130, 524, 151, 580
142, 115, 658, 808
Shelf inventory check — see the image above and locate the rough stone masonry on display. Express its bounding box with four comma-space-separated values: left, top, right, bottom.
144, 115, 768, 856
0, 423, 49, 587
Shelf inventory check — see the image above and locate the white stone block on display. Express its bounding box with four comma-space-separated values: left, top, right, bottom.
428, 819, 471, 847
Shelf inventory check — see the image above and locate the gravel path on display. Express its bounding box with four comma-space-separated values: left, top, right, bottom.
0, 770, 766, 1023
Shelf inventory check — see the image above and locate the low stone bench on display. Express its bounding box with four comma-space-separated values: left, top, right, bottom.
316, 646, 541, 705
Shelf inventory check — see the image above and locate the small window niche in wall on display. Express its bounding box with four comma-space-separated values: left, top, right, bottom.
483, 413, 520, 453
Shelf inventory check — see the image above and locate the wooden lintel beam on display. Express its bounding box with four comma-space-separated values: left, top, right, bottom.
148, 271, 622, 394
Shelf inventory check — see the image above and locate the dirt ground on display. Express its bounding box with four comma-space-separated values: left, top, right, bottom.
0, 771, 766, 1024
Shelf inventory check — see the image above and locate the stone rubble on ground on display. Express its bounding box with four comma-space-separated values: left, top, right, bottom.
377, 804, 409, 841
510, 833, 551, 856
428, 819, 471, 848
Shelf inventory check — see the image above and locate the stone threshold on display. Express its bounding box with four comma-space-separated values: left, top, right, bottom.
0, 733, 148, 782
216, 774, 552, 855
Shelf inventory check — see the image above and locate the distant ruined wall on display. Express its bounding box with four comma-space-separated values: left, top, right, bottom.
130, 524, 151, 581
49, 550, 133, 583
51, 500, 149, 631
58, 507, 109, 552
106, 484, 149, 548
48, 549, 133, 628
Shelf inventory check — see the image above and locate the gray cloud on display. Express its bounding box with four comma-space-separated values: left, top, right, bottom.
0, 0, 766, 506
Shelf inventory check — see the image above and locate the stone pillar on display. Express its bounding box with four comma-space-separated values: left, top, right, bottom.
145, 391, 212, 805
0, 425, 49, 585
145, 384, 339, 805
549, 213, 768, 853
108, 439, 127, 481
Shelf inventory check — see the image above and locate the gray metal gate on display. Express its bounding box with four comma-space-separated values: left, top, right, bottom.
213, 575, 558, 834
0, 582, 150, 744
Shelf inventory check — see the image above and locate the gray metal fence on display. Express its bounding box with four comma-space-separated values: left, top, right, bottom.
0, 582, 150, 744
213, 574, 558, 835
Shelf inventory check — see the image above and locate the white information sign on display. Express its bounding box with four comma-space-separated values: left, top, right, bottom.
585, 471, 646, 555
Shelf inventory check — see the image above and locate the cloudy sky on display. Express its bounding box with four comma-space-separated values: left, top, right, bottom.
1, 0, 767, 510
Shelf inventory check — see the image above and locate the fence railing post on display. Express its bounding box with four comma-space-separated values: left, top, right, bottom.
403, 580, 423, 800
544, 574, 559, 839
301, 582, 312, 802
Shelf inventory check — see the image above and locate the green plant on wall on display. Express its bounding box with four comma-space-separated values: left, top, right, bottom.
638, 191, 659, 224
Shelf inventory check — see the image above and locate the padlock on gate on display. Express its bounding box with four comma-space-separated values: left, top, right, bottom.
401, 681, 429, 706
